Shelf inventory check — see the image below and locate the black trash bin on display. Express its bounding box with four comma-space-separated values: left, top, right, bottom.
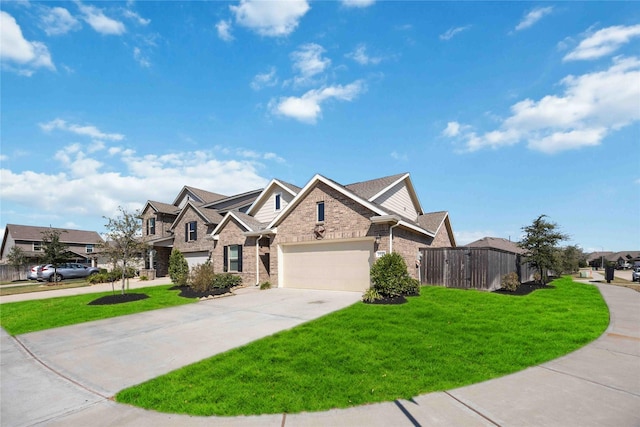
605, 266, 615, 283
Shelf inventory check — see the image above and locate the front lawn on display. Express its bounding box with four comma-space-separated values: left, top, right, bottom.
0, 285, 197, 335
116, 277, 609, 416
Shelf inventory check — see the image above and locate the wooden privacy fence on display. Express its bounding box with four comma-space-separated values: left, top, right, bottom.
420, 247, 535, 291
0, 264, 29, 282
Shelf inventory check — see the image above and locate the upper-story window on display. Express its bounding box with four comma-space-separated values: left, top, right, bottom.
275, 193, 282, 211
317, 201, 325, 223
33, 242, 42, 251
186, 221, 197, 242
147, 218, 156, 235
86, 244, 94, 254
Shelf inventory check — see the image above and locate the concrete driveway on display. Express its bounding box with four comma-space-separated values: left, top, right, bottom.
1, 288, 361, 426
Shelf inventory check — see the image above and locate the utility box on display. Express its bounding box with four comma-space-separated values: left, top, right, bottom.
605, 266, 615, 283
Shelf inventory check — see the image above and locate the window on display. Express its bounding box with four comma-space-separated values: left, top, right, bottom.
185, 221, 197, 242
147, 218, 156, 235
224, 245, 243, 272
33, 242, 42, 251
317, 201, 325, 222
86, 244, 94, 254
275, 193, 282, 211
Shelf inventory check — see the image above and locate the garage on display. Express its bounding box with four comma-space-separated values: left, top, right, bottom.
279, 239, 374, 292
184, 251, 209, 269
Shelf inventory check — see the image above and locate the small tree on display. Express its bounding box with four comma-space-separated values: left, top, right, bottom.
41, 228, 69, 283
518, 215, 568, 285
7, 246, 27, 280
168, 249, 189, 286
102, 207, 148, 295
553, 245, 586, 275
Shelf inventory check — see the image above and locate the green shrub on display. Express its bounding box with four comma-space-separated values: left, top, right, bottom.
139, 275, 148, 281
362, 288, 381, 303
259, 281, 272, 290
189, 262, 216, 293
168, 249, 189, 286
501, 272, 520, 292
213, 273, 242, 289
370, 252, 412, 298
108, 267, 136, 282
401, 277, 420, 296
88, 273, 109, 284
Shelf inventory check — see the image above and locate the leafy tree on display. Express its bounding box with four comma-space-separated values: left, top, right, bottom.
102, 207, 148, 295
518, 215, 568, 285
7, 246, 27, 280
41, 228, 69, 283
554, 245, 586, 275
168, 249, 189, 286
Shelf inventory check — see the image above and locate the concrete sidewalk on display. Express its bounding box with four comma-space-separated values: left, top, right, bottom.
1, 282, 639, 426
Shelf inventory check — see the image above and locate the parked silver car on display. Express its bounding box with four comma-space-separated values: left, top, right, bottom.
27, 265, 43, 280
37, 263, 100, 282
632, 268, 640, 283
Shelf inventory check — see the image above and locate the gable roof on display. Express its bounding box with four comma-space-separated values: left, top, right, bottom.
204, 189, 263, 213
3, 224, 103, 244
246, 179, 300, 216
465, 237, 524, 254
345, 173, 407, 200
417, 211, 448, 234
172, 186, 227, 206
169, 201, 223, 230
212, 211, 268, 236
144, 200, 180, 215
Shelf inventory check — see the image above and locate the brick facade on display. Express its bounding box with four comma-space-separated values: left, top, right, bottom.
172, 207, 216, 255
212, 218, 258, 286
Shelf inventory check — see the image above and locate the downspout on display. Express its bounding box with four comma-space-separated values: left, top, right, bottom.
389, 222, 400, 253
255, 235, 263, 286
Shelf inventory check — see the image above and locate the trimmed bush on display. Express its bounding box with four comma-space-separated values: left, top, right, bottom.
108, 267, 136, 282
213, 273, 242, 289
169, 249, 189, 286
88, 273, 109, 284
369, 252, 413, 298
501, 272, 520, 292
259, 281, 272, 290
189, 262, 216, 293
401, 277, 420, 296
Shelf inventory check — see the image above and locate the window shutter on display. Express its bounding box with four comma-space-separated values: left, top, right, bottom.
185, 223, 188, 242
146, 219, 149, 235
193, 223, 197, 241
223, 246, 228, 272
237, 245, 243, 272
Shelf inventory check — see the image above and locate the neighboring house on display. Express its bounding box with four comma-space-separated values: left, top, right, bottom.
140, 186, 263, 277
141, 172, 456, 292
0, 224, 104, 266
466, 237, 525, 254
586, 251, 640, 269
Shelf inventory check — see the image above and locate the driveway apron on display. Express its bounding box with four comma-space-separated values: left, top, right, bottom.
2, 288, 360, 425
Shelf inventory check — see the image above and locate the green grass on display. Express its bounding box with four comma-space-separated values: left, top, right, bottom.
0, 285, 196, 335
116, 277, 609, 416
0, 279, 91, 296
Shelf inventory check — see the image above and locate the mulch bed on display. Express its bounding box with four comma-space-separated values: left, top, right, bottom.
88, 293, 149, 305
365, 295, 408, 305
493, 282, 555, 296
170, 285, 232, 299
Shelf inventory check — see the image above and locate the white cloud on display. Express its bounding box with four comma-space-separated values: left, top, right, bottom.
454, 230, 495, 246
133, 47, 151, 67
564, 24, 640, 61
0, 11, 55, 75
39, 118, 125, 141
77, 2, 126, 35
0, 144, 271, 220
390, 151, 407, 161
346, 44, 382, 65
251, 67, 278, 90
290, 43, 331, 86
515, 6, 553, 31
270, 80, 365, 124
216, 19, 234, 41
40, 6, 81, 36
122, 9, 150, 26
444, 56, 640, 153
230, 0, 310, 37
439, 25, 471, 41
341, 0, 375, 8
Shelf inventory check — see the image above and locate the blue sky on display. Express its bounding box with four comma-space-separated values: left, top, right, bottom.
1, 1, 639, 252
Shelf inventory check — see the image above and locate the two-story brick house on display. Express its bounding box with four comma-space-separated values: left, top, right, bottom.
141, 172, 455, 291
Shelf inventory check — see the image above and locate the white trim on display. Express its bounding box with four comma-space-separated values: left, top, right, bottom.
211, 211, 254, 237
368, 173, 409, 202
267, 174, 388, 229
168, 201, 212, 231
246, 179, 298, 216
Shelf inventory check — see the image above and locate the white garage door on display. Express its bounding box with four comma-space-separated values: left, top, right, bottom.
184, 251, 209, 269
280, 239, 373, 292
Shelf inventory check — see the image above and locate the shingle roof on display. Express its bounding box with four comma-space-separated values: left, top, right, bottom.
278, 180, 302, 194
465, 237, 525, 254
184, 186, 227, 204
417, 211, 448, 234
345, 173, 407, 200
199, 207, 224, 225
233, 212, 268, 232
5, 224, 103, 244
147, 200, 180, 215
